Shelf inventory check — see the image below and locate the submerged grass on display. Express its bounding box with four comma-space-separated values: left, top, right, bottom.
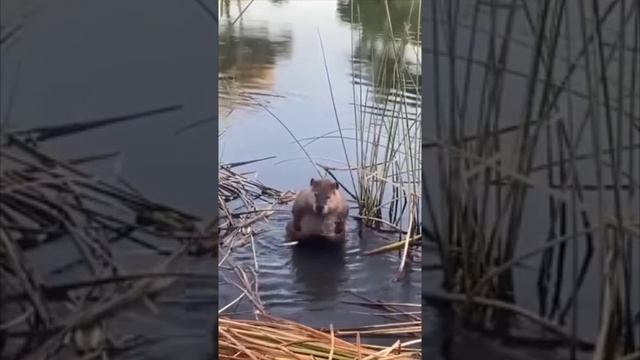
425, 0, 639, 359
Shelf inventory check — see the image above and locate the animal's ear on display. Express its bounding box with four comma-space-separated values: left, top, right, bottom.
333, 181, 339, 190
310, 178, 315, 186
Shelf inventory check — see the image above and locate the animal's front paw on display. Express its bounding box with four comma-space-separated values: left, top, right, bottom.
334, 221, 345, 234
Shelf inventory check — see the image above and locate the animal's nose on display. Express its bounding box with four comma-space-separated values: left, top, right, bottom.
315, 205, 324, 213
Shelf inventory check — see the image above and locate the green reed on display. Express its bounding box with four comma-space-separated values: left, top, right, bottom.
343, 0, 422, 238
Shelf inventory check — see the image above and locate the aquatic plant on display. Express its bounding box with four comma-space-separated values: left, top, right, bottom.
424, 0, 639, 359
345, 0, 421, 241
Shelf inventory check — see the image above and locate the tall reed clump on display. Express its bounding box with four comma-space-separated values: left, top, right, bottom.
346, 0, 422, 238
424, 0, 639, 359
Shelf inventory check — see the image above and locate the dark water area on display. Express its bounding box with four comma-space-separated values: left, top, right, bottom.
218, 209, 421, 329
1, 0, 217, 359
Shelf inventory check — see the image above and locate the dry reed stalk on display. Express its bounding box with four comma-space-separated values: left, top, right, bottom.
218, 315, 421, 360
1, 132, 213, 359
425, 0, 639, 358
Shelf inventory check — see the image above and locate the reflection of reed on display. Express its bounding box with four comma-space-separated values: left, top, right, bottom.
337, 0, 420, 37
337, 0, 421, 100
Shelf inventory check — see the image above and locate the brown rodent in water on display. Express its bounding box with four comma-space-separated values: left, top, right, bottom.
288, 178, 349, 241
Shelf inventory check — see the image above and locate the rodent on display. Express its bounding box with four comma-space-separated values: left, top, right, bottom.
285, 178, 349, 242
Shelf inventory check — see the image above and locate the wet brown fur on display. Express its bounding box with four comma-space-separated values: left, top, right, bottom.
286, 178, 349, 242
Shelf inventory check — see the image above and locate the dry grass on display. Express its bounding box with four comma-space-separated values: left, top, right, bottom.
219, 314, 421, 360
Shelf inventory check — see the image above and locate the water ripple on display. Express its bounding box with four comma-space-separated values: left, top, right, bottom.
220, 216, 421, 317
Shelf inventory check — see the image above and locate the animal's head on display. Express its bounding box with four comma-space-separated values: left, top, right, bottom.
310, 178, 339, 215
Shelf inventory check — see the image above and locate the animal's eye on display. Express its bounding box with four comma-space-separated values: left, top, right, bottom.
313, 192, 318, 197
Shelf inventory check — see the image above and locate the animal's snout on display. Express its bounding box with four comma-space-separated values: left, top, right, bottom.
315, 205, 325, 214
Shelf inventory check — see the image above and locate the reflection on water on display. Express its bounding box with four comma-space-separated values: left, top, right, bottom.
219, 0, 293, 114
219, 7, 292, 89
218, 0, 420, 114
290, 241, 347, 304
337, 0, 421, 102
218, 211, 421, 331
